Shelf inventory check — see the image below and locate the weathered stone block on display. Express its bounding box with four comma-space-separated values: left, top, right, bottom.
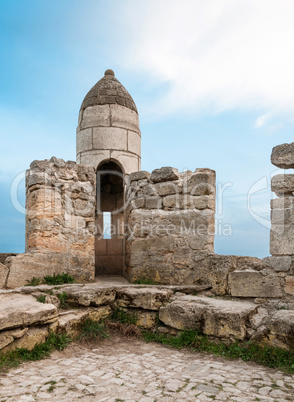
57, 284, 116, 307
271, 142, 294, 169
271, 174, 294, 196
145, 196, 162, 209
110, 150, 140, 174
270, 224, 294, 255
229, 270, 283, 298
129, 171, 150, 182
128, 130, 141, 155
263, 256, 292, 272
159, 295, 257, 340
0, 293, 57, 331
265, 310, 294, 350
80, 105, 110, 129
93, 127, 127, 151
0, 262, 8, 288
57, 306, 111, 336
187, 169, 216, 196
284, 276, 294, 295
155, 182, 179, 196
150, 167, 179, 183
76, 128, 93, 153
110, 104, 140, 132
116, 287, 173, 310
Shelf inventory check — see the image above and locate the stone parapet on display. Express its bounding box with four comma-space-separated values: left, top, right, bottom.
125, 167, 216, 282
6, 157, 96, 287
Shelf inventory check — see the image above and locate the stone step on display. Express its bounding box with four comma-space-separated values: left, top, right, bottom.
159, 294, 261, 340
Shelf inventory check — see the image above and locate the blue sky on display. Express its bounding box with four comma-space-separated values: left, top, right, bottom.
1, 0, 294, 257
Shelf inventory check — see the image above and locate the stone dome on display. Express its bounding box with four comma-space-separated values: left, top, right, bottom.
80, 69, 138, 113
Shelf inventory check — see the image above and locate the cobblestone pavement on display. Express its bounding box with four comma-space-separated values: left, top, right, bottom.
0, 336, 294, 401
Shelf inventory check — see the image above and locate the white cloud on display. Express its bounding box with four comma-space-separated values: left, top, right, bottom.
254, 113, 270, 128
115, 0, 294, 117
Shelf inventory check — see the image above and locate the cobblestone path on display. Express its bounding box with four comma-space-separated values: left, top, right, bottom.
0, 336, 293, 401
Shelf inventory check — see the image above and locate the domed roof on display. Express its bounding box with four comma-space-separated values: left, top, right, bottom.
80, 69, 138, 113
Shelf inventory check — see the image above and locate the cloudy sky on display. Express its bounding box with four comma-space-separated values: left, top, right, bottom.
1, 0, 293, 257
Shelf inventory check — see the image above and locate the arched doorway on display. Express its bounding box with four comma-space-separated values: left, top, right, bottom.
95, 161, 124, 275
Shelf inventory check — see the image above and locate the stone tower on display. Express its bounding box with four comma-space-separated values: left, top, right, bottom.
76, 69, 141, 174
76, 69, 141, 276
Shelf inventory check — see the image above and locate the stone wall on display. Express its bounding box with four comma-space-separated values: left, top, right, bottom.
3, 157, 96, 288
125, 167, 216, 282
1, 283, 293, 352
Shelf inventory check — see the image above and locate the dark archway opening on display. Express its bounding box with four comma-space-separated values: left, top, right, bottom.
95, 161, 124, 276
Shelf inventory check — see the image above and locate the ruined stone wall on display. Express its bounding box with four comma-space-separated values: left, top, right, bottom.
4, 157, 96, 287
125, 167, 216, 283
269, 142, 294, 297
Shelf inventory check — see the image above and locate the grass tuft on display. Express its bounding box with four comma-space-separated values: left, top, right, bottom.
57, 292, 69, 309
36, 295, 46, 303
42, 273, 75, 285
25, 276, 42, 286
0, 332, 71, 372
77, 318, 109, 342
111, 308, 138, 325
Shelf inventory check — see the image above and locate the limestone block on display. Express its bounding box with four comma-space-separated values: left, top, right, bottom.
155, 182, 179, 196
159, 295, 257, 340
79, 105, 110, 129
229, 270, 283, 297
193, 254, 237, 295
110, 104, 140, 132
263, 256, 292, 272
116, 287, 173, 310
187, 169, 216, 196
203, 297, 257, 340
129, 171, 150, 182
159, 295, 206, 330
271, 196, 294, 210
0, 293, 57, 331
76, 128, 93, 153
271, 207, 294, 225
150, 167, 180, 183
284, 276, 294, 295
57, 284, 116, 307
0, 328, 28, 350
126, 309, 157, 329
57, 306, 111, 336
270, 224, 294, 255
145, 196, 162, 209
79, 150, 111, 169
110, 150, 140, 174
8, 327, 49, 351
266, 310, 294, 350
271, 174, 294, 196
271, 142, 294, 169
130, 198, 145, 209
0, 262, 8, 288
93, 127, 127, 151
127, 130, 141, 155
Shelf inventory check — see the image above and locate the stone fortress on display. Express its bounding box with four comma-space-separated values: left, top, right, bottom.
0, 69, 294, 351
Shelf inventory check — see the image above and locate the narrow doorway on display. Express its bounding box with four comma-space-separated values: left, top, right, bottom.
95, 161, 124, 275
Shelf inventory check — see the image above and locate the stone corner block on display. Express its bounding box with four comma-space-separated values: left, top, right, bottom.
150, 167, 179, 183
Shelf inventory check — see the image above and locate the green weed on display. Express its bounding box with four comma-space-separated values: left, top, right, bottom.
25, 276, 42, 286
77, 318, 109, 342
111, 308, 137, 325
36, 295, 46, 303
42, 272, 75, 285
57, 292, 69, 309
0, 332, 71, 372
